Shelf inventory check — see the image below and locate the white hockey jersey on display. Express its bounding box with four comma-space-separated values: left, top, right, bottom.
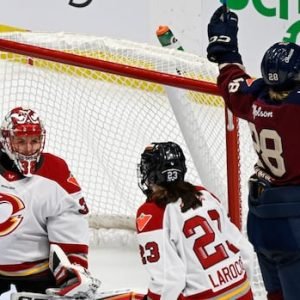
136, 186, 254, 300
0, 152, 89, 277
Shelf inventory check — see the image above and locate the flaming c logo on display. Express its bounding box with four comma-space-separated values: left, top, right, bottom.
0, 193, 25, 237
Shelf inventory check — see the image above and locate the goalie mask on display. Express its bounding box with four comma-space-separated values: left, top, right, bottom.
0, 107, 46, 177
261, 42, 300, 91
138, 141, 187, 195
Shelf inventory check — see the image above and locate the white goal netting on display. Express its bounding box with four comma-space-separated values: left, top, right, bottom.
0, 31, 265, 298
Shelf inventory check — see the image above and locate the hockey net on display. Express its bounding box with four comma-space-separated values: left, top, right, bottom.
0, 32, 264, 297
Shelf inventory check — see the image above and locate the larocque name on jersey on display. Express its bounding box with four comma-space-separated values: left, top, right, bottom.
207, 256, 245, 291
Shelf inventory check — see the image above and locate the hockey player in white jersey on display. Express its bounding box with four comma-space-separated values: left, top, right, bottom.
136, 142, 254, 300
0, 107, 100, 298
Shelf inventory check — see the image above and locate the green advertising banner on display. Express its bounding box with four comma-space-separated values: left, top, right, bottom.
222, 0, 300, 42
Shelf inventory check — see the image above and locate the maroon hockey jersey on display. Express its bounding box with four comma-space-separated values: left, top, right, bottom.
218, 64, 300, 185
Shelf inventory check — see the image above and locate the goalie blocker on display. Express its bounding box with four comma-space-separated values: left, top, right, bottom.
42, 245, 145, 300
46, 245, 101, 299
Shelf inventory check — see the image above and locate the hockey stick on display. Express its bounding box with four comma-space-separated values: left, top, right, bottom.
11, 289, 144, 300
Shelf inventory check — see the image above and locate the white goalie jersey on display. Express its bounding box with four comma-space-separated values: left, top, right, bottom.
0, 152, 89, 277
136, 186, 254, 300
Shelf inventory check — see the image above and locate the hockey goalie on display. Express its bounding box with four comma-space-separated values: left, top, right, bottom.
10, 245, 144, 300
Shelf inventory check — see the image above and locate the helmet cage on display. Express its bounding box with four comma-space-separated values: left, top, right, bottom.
0, 107, 46, 177
261, 42, 300, 91
138, 142, 187, 195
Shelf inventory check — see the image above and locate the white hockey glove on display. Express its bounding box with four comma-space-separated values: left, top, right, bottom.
46, 245, 101, 299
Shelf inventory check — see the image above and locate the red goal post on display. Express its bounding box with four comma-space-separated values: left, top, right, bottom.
0, 32, 242, 228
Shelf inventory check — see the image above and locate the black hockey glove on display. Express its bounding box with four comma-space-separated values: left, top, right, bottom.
207, 6, 242, 64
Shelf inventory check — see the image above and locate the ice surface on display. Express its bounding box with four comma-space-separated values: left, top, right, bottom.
0, 247, 148, 300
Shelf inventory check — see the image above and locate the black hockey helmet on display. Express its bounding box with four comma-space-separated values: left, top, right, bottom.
261, 42, 300, 91
138, 141, 187, 195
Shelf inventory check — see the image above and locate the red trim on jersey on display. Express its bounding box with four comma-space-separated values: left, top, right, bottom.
36, 153, 81, 194
195, 185, 221, 203
0, 259, 47, 272
136, 185, 222, 234
147, 290, 160, 300
194, 185, 207, 192
49, 242, 88, 268
49, 242, 88, 254
183, 275, 251, 299
136, 202, 165, 233
2, 170, 22, 181
147, 275, 252, 299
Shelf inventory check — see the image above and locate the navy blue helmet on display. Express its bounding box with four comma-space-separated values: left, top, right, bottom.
261, 42, 300, 91
138, 142, 187, 195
